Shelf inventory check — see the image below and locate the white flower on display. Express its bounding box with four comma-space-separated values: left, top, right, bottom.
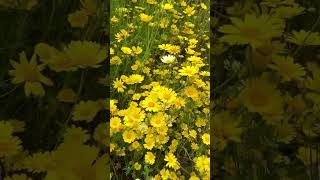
160, 55, 176, 63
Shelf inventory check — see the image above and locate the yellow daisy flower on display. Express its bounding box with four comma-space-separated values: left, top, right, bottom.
9, 51, 53, 97
219, 14, 284, 48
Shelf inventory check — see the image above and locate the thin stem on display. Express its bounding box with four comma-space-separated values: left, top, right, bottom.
0, 85, 19, 98
179, 164, 190, 175
53, 69, 87, 149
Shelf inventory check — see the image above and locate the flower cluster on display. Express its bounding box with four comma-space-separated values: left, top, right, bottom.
213, 0, 320, 178
0, 0, 108, 179
110, 0, 210, 179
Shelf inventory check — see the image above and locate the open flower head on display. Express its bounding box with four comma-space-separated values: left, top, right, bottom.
219, 14, 284, 48
9, 51, 53, 97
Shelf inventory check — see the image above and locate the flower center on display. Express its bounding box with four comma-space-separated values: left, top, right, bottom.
24, 66, 39, 82
240, 27, 260, 38
148, 102, 155, 107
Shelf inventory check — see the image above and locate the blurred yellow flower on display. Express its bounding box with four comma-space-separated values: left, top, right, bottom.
57, 88, 76, 103
287, 30, 320, 45
64, 41, 106, 68
140, 13, 153, 23
121, 46, 132, 55
132, 46, 143, 55
145, 152, 156, 165
269, 56, 305, 82
68, 10, 88, 28
162, 3, 173, 10
0, 122, 22, 158
72, 100, 101, 122
240, 76, 283, 117
219, 14, 284, 47
9, 51, 53, 97
183, 6, 196, 16
134, 162, 141, 170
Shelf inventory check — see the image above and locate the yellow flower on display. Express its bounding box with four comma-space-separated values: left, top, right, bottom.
140, 96, 161, 112
189, 130, 197, 138
130, 141, 141, 150
187, 55, 202, 64
110, 56, 122, 65
111, 16, 119, 23
68, 10, 88, 28
144, 135, 155, 150
132, 46, 143, 55
191, 143, 199, 150
145, 152, 156, 165
72, 100, 101, 122
160, 169, 171, 179
275, 119, 296, 144
132, 93, 141, 101
110, 47, 114, 55
189, 176, 200, 180
0, 121, 22, 158
146, 0, 157, 4
160, 18, 170, 28
240, 75, 283, 117
179, 66, 199, 77
134, 162, 141, 170
184, 86, 199, 100
194, 155, 210, 174
122, 130, 136, 143
63, 126, 90, 145
164, 152, 180, 169
123, 106, 145, 127
167, 45, 181, 55
115, 29, 130, 42
110, 99, 118, 114
183, 6, 196, 16
269, 56, 305, 82
272, 6, 305, 19
47, 51, 76, 72
200, 3, 207, 10
6, 119, 25, 133
287, 30, 320, 46
57, 88, 76, 103
113, 78, 126, 92
80, 0, 98, 15
219, 14, 284, 48
64, 41, 106, 68
121, 46, 132, 55
9, 51, 53, 97
93, 123, 108, 146
213, 111, 243, 150
174, 97, 186, 109
140, 13, 153, 23
162, 3, 173, 10
202, 133, 210, 145
150, 112, 166, 127
125, 74, 144, 84
157, 86, 177, 104
34, 42, 58, 64
110, 117, 123, 133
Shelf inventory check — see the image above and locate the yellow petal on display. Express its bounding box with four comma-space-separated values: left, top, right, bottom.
24, 82, 32, 97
